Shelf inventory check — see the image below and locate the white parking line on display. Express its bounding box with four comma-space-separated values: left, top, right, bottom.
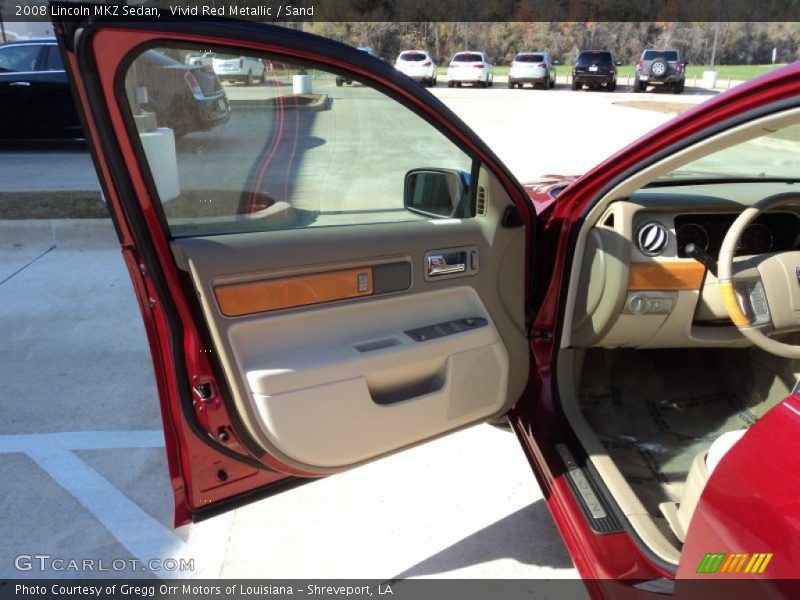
0, 431, 231, 579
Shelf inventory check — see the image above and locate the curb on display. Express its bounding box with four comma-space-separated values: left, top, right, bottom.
228, 93, 329, 111
0, 219, 118, 251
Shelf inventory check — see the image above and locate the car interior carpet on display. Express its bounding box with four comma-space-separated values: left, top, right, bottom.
578, 347, 790, 517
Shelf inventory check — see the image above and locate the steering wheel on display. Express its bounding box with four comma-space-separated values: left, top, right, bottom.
718, 192, 800, 358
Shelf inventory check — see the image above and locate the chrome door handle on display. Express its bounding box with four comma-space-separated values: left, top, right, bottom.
10, 81, 31, 87
426, 254, 466, 276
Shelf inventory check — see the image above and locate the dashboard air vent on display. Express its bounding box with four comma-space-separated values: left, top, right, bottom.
636, 222, 669, 256
476, 185, 487, 216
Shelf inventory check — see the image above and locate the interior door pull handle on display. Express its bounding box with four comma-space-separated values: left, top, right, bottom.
427, 254, 466, 276
10, 81, 31, 87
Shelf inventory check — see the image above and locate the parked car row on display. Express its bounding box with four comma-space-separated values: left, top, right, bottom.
180, 44, 685, 95
388, 47, 686, 94
571, 48, 687, 93
394, 49, 495, 88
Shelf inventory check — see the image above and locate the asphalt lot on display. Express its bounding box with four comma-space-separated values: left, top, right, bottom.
0, 80, 717, 582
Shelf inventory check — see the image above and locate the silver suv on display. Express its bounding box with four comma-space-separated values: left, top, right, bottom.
634, 49, 686, 94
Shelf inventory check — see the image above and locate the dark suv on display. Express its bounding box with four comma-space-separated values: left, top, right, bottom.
571, 50, 620, 92
634, 48, 686, 94
336, 47, 376, 86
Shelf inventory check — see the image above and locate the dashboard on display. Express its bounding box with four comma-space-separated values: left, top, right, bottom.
675, 212, 800, 258
570, 182, 800, 350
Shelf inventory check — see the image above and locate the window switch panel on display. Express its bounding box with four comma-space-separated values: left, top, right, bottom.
405, 317, 487, 342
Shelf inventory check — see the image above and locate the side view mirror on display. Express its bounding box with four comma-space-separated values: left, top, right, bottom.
404, 169, 470, 219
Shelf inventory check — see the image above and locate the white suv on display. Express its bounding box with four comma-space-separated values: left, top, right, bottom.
211, 54, 266, 86
508, 51, 557, 89
446, 51, 493, 88
394, 50, 437, 87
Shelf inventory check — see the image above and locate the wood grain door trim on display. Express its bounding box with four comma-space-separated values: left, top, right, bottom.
215, 267, 374, 316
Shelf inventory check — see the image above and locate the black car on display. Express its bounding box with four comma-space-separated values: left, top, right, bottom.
336, 46, 377, 86
0, 39, 229, 139
571, 50, 620, 92
130, 50, 230, 138
0, 39, 81, 139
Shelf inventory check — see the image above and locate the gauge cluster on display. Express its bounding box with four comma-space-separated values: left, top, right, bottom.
675, 212, 800, 258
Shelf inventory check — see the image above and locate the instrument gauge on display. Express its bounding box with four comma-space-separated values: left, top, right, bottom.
676, 223, 709, 255
739, 223, 773, 255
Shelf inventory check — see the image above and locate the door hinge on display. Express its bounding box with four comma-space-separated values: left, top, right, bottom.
502, 205, 524, 228
192, 381, 215, 402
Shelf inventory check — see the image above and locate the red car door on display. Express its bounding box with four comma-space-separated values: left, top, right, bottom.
53, 16, 537, 526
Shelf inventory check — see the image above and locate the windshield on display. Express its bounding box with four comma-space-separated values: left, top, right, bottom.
643, 50, 678, 61
655, 123, 800, 183
399, 52, 426, 61
515, 54, 544, 62
453, 53, 483, 62
577, 51, 612, 65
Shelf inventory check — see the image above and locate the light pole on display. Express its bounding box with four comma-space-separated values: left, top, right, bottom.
709, 21, 720, 70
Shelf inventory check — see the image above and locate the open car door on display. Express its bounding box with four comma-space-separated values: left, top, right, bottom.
53, 11, 535, 524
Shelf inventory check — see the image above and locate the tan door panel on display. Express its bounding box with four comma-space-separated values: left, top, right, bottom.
236, 287, 508, 467
170, 168, 529, 474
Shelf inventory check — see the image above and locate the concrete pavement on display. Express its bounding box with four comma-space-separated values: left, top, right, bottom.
0, 141, 100, 193
0, 235, 578, 580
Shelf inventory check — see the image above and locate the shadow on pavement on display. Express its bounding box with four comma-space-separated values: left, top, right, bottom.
617, 84, 721, 96
391, 501, 575, 578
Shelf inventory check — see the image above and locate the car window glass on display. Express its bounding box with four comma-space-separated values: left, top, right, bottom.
453, 53, 483, 62
643, 50, 678, 61
44, 46, 64, 71
516, 54, 544, 62
0, 45, 41, 73
656, 123, 800, 183
577, 52, 612, 64
122, 45, 474, 238
399, 53, 426, 61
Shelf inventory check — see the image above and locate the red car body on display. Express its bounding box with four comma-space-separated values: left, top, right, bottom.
52, 13, 800, 596
519, 64, 800, 590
